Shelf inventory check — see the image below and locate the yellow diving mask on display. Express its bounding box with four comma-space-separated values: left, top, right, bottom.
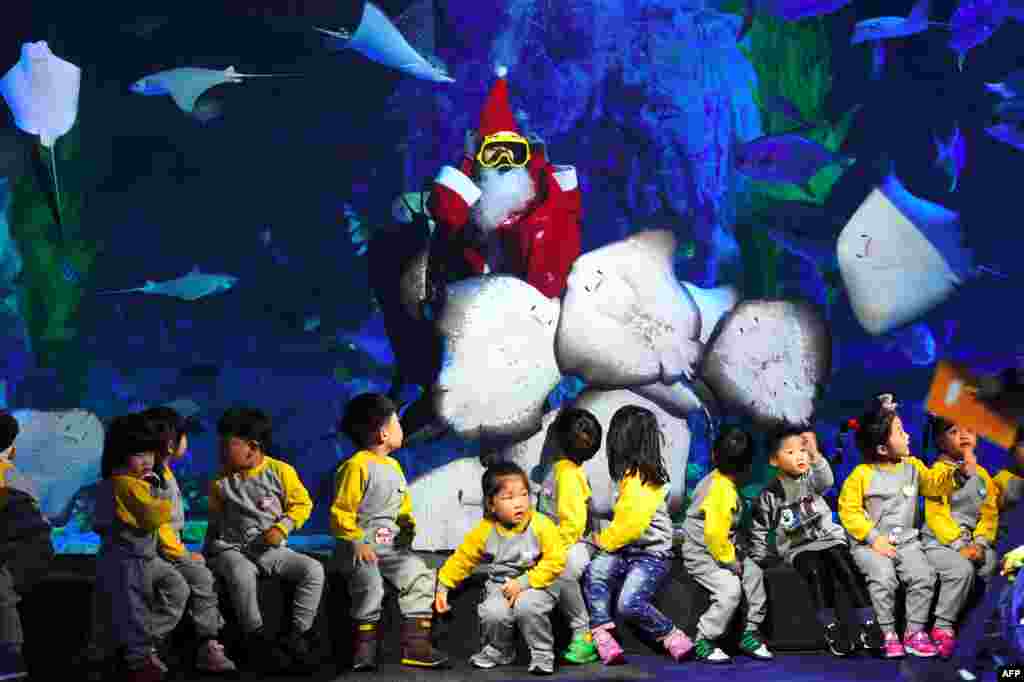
476, 131, 531, 169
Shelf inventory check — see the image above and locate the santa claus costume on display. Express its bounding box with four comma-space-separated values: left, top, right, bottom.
427, 65, 582, 300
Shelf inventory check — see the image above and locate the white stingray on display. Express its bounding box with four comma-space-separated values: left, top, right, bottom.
631, 377, 719, 420
681, 281, 741, 344
0, 41, 80, 231
130, 66, 302, 115
837, 174, 973, 336
555, 230, 703, 388
699, 300, 831, 427
316, 1, 454, 83
433, 275, 562, 443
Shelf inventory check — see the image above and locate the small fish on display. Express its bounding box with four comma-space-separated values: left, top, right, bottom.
735, 134, 855, 196
995, 97, 1024, 122
130, 66, 302, 115
95, 266, 238, 301
985, 122, 1024, 151
934, 123, 966, 191
883, 322, 938, 366
986, 70, 1024, 98
949, 0, 1009, 70
852, 0, 934, 45
344, 203, 371, 255
304, 315, 321, 333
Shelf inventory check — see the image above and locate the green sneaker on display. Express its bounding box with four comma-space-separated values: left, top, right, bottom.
693, 638, 731, 663
738, 629, 773, 660
562, 634, 599, 664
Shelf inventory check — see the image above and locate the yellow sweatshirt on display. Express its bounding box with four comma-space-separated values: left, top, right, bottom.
595, 473, 674, 555
839, 456, 960, 545
993, 468, 1024, 511
438, 510, 566, 592
206, 455, 313, 554
681, 470, 742, 565
537, 458, 592, 548
923, 461, 997, 549
329, 450, 415, 543
156, 465, 188, 560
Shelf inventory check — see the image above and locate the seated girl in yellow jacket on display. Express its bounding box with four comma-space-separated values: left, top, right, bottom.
434, 461, 566, 675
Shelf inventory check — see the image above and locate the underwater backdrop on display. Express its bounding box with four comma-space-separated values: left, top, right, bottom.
0, 0, 1021, 554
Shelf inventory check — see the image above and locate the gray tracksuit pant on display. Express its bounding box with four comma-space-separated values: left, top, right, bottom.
207, 545, 324, 635
333, 540, 435, 621
851, 539, 936, 632
478, 579, 559, 667
682, 542, 767, 640
555, 542, 593, 638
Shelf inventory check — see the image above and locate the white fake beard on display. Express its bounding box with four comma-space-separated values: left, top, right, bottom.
472, 166, 537, 234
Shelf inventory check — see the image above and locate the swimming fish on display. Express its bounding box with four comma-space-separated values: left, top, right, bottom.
95, 266, 238, 301
735, 133, 855, 197
837, 172, 999, 335
434, 275, 562, 444
934, 123, 966, 191
852, 0, 934, 44
883, 322, 938, 366
698, 299, 832, 427
949, 0, 1010, 70
985, 122, 1024, 151
985, 69, 1024, 98
315, 0, 453, 83
555, 230, 702, 388
130, 66, 302, 115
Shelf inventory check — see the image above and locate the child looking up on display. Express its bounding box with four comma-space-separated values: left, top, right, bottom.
838, 393, 971, 659
750, 425, 879, 657
330, 393, 448, 672
584, 405, 693, 665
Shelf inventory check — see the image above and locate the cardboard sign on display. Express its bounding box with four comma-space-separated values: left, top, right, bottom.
926, 360, 1020, 450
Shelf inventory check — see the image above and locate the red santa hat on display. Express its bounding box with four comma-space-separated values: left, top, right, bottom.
478, 65, 519, 139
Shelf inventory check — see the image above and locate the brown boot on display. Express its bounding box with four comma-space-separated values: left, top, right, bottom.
352, 621, 379, 672
400, 617, 449, 668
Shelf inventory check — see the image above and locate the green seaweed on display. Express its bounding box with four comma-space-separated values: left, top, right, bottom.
8, 119, 102, 404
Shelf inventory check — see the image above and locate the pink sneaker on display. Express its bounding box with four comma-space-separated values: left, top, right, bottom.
930, 628, 957, 659
662, 629, 694, 662
903, 630, 938, 657
883, 632, 906, 658
592, 626, 626, 666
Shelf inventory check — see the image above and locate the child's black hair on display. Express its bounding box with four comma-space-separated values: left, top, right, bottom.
713, 425, 754, 476
481, 461, 531, 521
766, 423, 809, 461
921, 414, 957, 456
101, 413, 166, 479
141, 406, 187, 461
217, 407, 273, 452
551, 408, 602, 465
339, 393, 398, 449
853, 394, 900, 463
606, 405, 669, 486
0, 411, 18, 453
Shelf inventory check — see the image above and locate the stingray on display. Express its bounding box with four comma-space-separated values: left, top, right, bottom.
631, 377, 720, 422
555, 230, 703, 388
432, 275, 562, 444
0, 41, 81, 237
837, 173, 994, 336
315, 0, 454, 84
699, 299, 832, 427
130, 66, 302, 115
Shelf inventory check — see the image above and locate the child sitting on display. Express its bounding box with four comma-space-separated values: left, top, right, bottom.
920, 416, 997, 660
584, 405, 693, 665
141, 407, 236, 673
0, 411, 53, 681
993, 433, 1024, 520
203, 408, 325, 674
750, 425, 880, 657
681, 425, 771, 664
93, 414, 180, 681
434, 461, 566, 675
838, 393, 971, 659
330, 393, 448, 671
535, 408, 601, 664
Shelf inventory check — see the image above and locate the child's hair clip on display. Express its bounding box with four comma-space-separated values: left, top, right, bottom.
843, 418, 860, 432
875, 393, 898, 412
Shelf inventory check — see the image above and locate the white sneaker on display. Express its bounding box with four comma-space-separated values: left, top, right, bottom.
470, 645, 515, 669
957, 669, 977, 681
